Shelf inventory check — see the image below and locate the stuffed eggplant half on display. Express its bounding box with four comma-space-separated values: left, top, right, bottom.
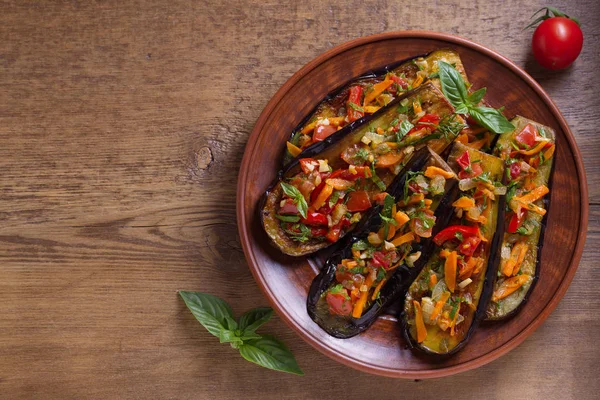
486, 116, 555, 320
283, 49, 470, 164
401, 142, 505, 355
307, 147, 459, 338
261, 83, 465, 256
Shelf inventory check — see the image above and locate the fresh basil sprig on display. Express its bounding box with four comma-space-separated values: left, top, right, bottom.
280, 182, 308, 219
179, 291, 304, 375
437, 61, 514, 134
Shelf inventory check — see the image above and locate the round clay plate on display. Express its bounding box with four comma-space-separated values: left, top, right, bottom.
236, 31, 588, 378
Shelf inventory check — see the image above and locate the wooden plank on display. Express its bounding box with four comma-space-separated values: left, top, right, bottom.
0, 0, 598, 398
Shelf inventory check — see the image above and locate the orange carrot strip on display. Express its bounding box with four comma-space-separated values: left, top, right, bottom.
286, 141, 302, 157
375, 152, 403, 168
371, 279, 386, 301
543, 144, 555, 160
519, 141, 549, 156
430, 291, 450, 321
429, 273, 438, 290
445, 251, 458, 293
453, 196, 476, 209
326, 178, 354, 190
394, 211, 410, 226
413, 300, 427, 343
363, 79, 394, 106
312, 183, 333, 210
424, 166, 455, 179
352, 275, 374, 318
391, 232, 414, 247
492, 275, 530, 302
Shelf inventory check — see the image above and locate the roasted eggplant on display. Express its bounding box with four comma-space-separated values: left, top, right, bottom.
401, 142, 505, 355
261, 83, 465, 256
307, 147, 460, 338
486, 116, 555, 320
283, 49, 470, 165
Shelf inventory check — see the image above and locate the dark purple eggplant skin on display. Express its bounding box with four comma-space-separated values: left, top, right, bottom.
484, 156, 555, 323
400, 189, 507, 357
306, 149, 460, 339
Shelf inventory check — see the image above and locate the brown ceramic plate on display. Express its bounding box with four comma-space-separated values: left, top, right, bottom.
236, 32, 588, 378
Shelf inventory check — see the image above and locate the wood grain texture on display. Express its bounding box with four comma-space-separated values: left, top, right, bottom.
0, 0, 598, 398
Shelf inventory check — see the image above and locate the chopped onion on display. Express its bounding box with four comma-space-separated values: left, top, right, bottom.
365, 131, 385, 145
361, 135, 372, 145
463, 292, 473, 305
314, 174, 322, 186
368, 232, 383, 246
459, 178, 477, 191
458, 278, 473, 289
520, 161, 531, 172
415, 59, 428, 70
406, 251, 421, 267
416, 69, 429, 78
360, 284, 368, 292
414, 111, 426, 120
331, 203, 348, 226
404, 146, 414, 155
455, 313, 465, 326
318, 159, 329, 172
467, 206, 481, 220
430, 175, 446, 195
421, 297, 435, 324
348, 164, 357, 175
431, 279, 448, 301
384, 240, 395, 251
494, 186, 507, 195
501, 245, 511, 260
320, 118, 330, 126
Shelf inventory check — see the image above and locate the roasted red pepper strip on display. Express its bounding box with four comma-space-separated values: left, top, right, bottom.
433, 225, 480, 246
347, 86, 364, 122
301, 212, 328, 226
507, 209, 527, 233
346, 190, 372, 212
456, 150, 471, 170
458, 235, 482, 256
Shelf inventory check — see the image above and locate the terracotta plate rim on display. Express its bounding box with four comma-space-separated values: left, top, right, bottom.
236, 31, 589, 379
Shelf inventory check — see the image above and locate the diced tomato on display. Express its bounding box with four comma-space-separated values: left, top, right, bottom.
372, 192, 389, 205
299, 158, 317, 174
279, 199, 298, 215
409, 182, 422, 194
411, 214, 436, 238
459, 235, 482, 256
326, 292, 353, 316
301, 212, 328, 226
326, 224, 343, 243
346, 190, 372, 212
433, 225, 480, 246
371, 251, 394, 270
313, 124, 337, 142
310, 227, 328, 238
509, 162, 521, 180
417, 113, 441, 127
507, 209, 527, 233
515, 124, 537, 147
338, 167, 372, 180
388, 75, 409, 94
347, 86, 364, 122
456, 151, 471, 170
458, 161, 483, 179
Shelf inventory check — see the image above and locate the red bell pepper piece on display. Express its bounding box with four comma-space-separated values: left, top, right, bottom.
507, 209, 527, 233
301, 212, 328, 226
509, 162, 521, 180
433, 225, 480, 246
456, 150, 471, 170
346, 190, 372, 212
310, 227, 328, 238
326, 292, 352, 316
347, 86, 364, 122
299, 158, 316, 174
388, 75, 408, 94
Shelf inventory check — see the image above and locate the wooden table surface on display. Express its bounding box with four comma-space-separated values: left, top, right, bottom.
1, 0, 598, 399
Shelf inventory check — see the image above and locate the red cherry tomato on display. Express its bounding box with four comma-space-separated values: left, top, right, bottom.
313, 124, 337, 142
532, 17, 583, 70
509, 163, 521, 180
346, 190, 372, 212
456, 151, 471, 170
326, 292, 352, 316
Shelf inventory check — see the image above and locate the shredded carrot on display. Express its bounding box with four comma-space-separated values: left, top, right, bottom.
429, 273, 438, 289
458, 257, 478, 280
519, 141, 549, 156
424, 166, 455, 179
394, 211, 410, 226
375, 151, 403, 168
391, 232, 414, 247
398, 193, 425, 207
424, 199, 433, 207
286, 141, 302, 157
453, 196, 476, 209
439, 249, 451, 259
363, 79, 394, 106
466, 137, 487, 150
413, 300, 427, 343
412, 74, 425, 88
511, 242, 529, 276
312, 183, 333, 210
492, 275, 530, 302
450, 306, 460, 336
472, 257, 484, 276
430, 291, 450, 321
352, 275, 374, 318
371, 279, 386, 301
543, 144, 555, 160
384, 224, 397, 241
413, 101, 422, 115
301, 121, 317, 135
511, 185, 549, 215
455, 133, 469, 144
445, 251, 458, 293
352, 249, 361, 259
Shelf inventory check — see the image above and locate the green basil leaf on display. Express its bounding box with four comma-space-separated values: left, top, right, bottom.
468, 106, 515, 134
179, 291, 235, 338
467, 87, 487, 105
238, 331, 263, 341
275, 214, 300, 223
280, 182, 308, 218
219, 328, 243, 344
295, 197, 308, 219
438, 61, 469, 109
238, 307, 273, 333
396, 120, 414, 142
238, 335, 304, 375
454, 104, 469, 115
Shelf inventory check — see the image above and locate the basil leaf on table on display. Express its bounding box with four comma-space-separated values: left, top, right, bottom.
238, 335, 304, 376
179, 291, 235, 337
179, 291, 303, 376
238, 307, 273, 333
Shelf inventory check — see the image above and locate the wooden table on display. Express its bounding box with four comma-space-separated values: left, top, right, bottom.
1, 0, 598, 398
